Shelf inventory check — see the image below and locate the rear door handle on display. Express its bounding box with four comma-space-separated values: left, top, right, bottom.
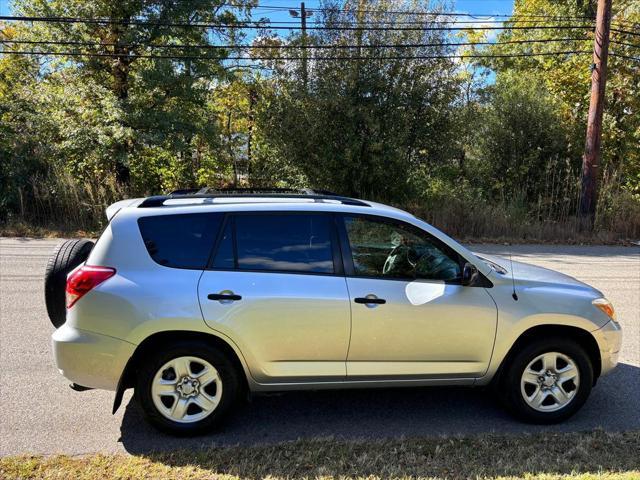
354, 296, 386, 305
208, 293, 242, 301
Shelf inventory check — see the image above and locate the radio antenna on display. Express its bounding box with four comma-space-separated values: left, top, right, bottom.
510, 253, 518, 301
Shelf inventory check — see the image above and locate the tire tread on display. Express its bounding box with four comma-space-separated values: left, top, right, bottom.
44, 238, 94, 328
500, 336, 593, 424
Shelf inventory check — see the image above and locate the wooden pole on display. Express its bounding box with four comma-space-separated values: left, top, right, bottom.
579, 0, 612, 222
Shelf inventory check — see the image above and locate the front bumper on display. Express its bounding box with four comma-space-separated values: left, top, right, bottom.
52, 324, 136, 391
592, 319, 622, 376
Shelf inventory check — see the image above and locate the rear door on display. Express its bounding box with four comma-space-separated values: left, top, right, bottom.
339, 214, 497, 379
198, 212, 351, 383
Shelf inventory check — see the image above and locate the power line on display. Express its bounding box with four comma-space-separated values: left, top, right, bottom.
244, 17, 596, 26
611, 27, 640, 37
249, 4, 595, 21
0, 49, 593, 61
610, 52, 640, 62
260, 18, 594, 26
0, 37, 592, 50
611, 20, 640, 30
611, 39, 640, 49
0, 15, 596, 32
0, 16, 581, 26
256, 3, 635, 30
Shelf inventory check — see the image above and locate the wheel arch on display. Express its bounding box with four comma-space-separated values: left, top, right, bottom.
492, 324, 601, 388
112, 330, 249, 414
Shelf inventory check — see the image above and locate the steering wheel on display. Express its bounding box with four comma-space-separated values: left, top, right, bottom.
383, 244, 419, 276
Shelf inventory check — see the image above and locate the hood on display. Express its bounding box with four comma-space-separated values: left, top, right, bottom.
474, 253, 603, 296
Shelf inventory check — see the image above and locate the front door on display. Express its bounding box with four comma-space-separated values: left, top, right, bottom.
198, 212, 351, 383
339, 214, 497, 379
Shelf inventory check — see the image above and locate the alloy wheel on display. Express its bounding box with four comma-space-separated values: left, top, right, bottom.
151, 356, 223, 423
520, 351, 580, 412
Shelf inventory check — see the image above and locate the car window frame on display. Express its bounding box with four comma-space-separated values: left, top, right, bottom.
205, 211, 344, 277
336, 213, 467, 285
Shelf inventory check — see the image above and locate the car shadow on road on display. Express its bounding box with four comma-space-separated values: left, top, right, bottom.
119, 362, 639, 456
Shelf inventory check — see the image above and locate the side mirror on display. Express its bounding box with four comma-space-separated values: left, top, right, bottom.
462, 262, 479, 286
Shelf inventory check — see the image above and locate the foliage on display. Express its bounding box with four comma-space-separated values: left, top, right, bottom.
472, 75, 573, 203
254, 0, 461, 202
1, 0, 639, 241
3, 0, 255, 198
483, 0, 640, 198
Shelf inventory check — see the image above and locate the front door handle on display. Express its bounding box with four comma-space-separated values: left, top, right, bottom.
208, 293, 242, 301
354, 296, 386, 305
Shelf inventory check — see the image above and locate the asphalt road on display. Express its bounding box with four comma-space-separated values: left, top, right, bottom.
0, 238, 638, 456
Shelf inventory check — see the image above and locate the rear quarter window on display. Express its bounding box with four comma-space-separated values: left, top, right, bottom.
138, 213, 223, 269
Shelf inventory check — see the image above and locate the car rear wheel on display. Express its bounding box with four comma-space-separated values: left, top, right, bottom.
500, 337, 593, 423
44, 239, 94, 328
136, 341, 241, 435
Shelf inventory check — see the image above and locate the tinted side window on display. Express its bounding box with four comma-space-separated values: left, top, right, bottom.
343, 215, 461, 281
138, 213, 223, 269
234, 214, 335, 273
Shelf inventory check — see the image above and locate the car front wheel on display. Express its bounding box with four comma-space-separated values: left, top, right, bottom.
136, 341, 241, 435
501, 337, 594, 423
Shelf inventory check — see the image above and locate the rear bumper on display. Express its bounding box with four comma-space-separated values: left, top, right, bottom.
592, 319, 622, 376
52, 324, 136, 391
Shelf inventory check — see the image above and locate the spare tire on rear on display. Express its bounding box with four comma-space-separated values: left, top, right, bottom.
44, 239, 94, 328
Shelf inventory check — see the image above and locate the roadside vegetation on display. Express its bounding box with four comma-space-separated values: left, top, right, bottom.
2, 430, 639, 480
1, 0, 639, 243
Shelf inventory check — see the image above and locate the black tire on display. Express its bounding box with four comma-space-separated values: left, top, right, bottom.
500, 337, 593, 424
44, 239, 94, 328
136, 340, 241, 436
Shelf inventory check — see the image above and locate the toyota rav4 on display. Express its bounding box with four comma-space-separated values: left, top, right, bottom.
45, 188, 622, 435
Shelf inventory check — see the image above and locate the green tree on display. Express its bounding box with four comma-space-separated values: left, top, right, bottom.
473, 75, 571, 203
8, 0, 255, 185
254, 0, 462, 202
0, 23, 54, 216
483, 0, 640, 198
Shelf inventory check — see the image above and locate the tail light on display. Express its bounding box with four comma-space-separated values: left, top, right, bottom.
66, 265, 116, 309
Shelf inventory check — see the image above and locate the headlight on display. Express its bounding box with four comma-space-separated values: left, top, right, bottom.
593, 298, 616, 320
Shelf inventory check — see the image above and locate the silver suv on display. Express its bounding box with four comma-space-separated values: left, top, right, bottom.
46, 189, 621, 435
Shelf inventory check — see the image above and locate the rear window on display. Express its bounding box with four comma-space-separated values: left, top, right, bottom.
138, 213, 223, 269
233, 214, 335, 274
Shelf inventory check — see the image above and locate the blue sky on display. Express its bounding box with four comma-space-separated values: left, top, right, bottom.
1, 1, 514, 19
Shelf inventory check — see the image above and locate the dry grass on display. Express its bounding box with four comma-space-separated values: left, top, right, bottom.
0, 218, 97, 239
3, 171, 639, 243
6, 172, 126, 236
408, 194, 640, 245
1, 431, 639, 480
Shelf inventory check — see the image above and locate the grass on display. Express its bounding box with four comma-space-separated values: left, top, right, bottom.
1, 430, 639, 480
0, 218, 97, 239
3, 168, 640, 243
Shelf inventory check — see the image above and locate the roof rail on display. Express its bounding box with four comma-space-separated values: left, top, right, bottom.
138, 188, 370, 208
195, 187, 325, 195
168, 188, 201, 195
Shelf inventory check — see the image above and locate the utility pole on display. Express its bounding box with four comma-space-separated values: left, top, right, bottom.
289, 2, 313, 88
579, 0, 612, 223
